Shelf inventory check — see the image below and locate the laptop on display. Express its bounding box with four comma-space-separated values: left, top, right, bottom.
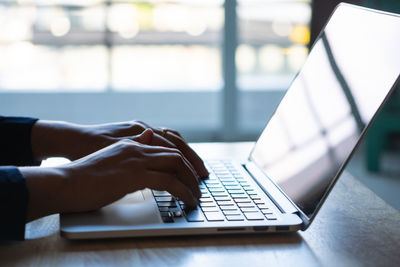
60, 3, 400, 239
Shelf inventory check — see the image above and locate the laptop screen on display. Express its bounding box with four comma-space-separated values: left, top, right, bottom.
250, 4, 400, 220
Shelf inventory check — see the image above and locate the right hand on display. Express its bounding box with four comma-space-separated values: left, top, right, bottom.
31, 120, 209, 178
59, 129, 201, 213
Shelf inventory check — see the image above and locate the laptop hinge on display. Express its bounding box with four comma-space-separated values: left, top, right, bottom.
244, 162, 299, 215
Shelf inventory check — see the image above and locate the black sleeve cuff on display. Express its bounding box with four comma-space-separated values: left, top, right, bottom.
0, 116, 41, 166
0, 167, 29, 241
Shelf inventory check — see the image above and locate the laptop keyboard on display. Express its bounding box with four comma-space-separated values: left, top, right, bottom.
152, 160, 277, 223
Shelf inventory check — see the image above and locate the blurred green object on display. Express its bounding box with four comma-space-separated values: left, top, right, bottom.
364, 0, 400, 171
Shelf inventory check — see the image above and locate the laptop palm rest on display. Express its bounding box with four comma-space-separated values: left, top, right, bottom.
61, 190, 161, 233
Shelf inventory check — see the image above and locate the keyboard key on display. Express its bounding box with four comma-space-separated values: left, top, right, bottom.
257, 204, 270, 210
158, 207, 169, 212
225, 185, 241, 190
217, 201, 235, 206
173, 211, 183, 217
155, 196, 174, 202
244, 212, 265, 221
228, 189, 245, 194
221, 181, 238, 186
158, 202, 177, 207
219, 179, 236, 184
200, 202, 217, 207
200, 189, 208, 194
250, 195, 261, 200
201, 206, 220, 212
214, 172, 231, 176
153, 191, 171, 197
265, 214, 277, 220
185, 209, 205, 222
209, 188, 226, 193
214, 196, 231, 201
204, 212, 225, 221
169, 207, 181, 213
220, 205, 239, 211
226, 214, 245, 221
204, 180, 220, 185
219, 174, 235, 178
237, 203, 255, 208
207, 185, 224, 189
216, 176, 232, 180
223, 210, 241, 216
231, 193, 248, 199
200, 198, 214, 203
234, 198, 251, 203
241, 207, 259, 213
160, 211, 174, 223
261, 209, 273, 215
254, 200, 265, 205
211, 192, 229, 197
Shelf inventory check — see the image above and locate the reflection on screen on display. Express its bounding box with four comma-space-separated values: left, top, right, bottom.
250, 5, 400, 219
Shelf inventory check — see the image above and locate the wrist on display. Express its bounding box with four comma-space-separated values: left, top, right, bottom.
31, 120, 82, 161
21, 166, 69, 222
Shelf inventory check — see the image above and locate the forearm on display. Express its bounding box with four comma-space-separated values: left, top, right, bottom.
20, 166, 69, 222
31, 120, 83, 161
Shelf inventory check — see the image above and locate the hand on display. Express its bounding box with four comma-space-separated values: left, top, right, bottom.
22, 130, 201, 221
31, 120, 208, 178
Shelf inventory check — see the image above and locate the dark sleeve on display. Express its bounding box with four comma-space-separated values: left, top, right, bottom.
0, 167, 29, 240
0, 116, 40, 166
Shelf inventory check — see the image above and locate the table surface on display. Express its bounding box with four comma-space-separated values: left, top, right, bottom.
1, 142, 399, 267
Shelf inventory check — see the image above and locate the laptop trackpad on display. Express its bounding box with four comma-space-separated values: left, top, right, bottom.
61, 190, 161, 229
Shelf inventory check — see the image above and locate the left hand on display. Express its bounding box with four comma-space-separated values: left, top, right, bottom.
31, 120, 209, 178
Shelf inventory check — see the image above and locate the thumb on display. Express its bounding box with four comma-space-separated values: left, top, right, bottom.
135, 128, 154, 145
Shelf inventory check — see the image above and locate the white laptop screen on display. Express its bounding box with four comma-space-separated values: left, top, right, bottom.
250, 4, 400, 219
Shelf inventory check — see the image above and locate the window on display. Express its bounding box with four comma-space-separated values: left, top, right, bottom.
0, 0, 311, 141
237, 0, 311, 136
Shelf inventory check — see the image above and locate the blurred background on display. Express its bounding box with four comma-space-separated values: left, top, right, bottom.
0, 0, 399, 209
0, 0, 311, 141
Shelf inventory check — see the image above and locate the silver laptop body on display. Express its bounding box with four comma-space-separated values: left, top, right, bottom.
60, 3, 400, 239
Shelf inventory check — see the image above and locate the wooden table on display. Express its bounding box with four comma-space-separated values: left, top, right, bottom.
1, 142, 399, 267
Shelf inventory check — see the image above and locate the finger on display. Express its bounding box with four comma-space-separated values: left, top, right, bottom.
147, 134, 200, 179
104, 121, 146, 137
160, 132, 209, 178
146, 171, 198, 207
135, 120, 152, 130
150, 133, 177, 149
132, 128, 154, 145
147, 152, 201, 198
155, 127, 183, 138
140, 145, 200, 184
